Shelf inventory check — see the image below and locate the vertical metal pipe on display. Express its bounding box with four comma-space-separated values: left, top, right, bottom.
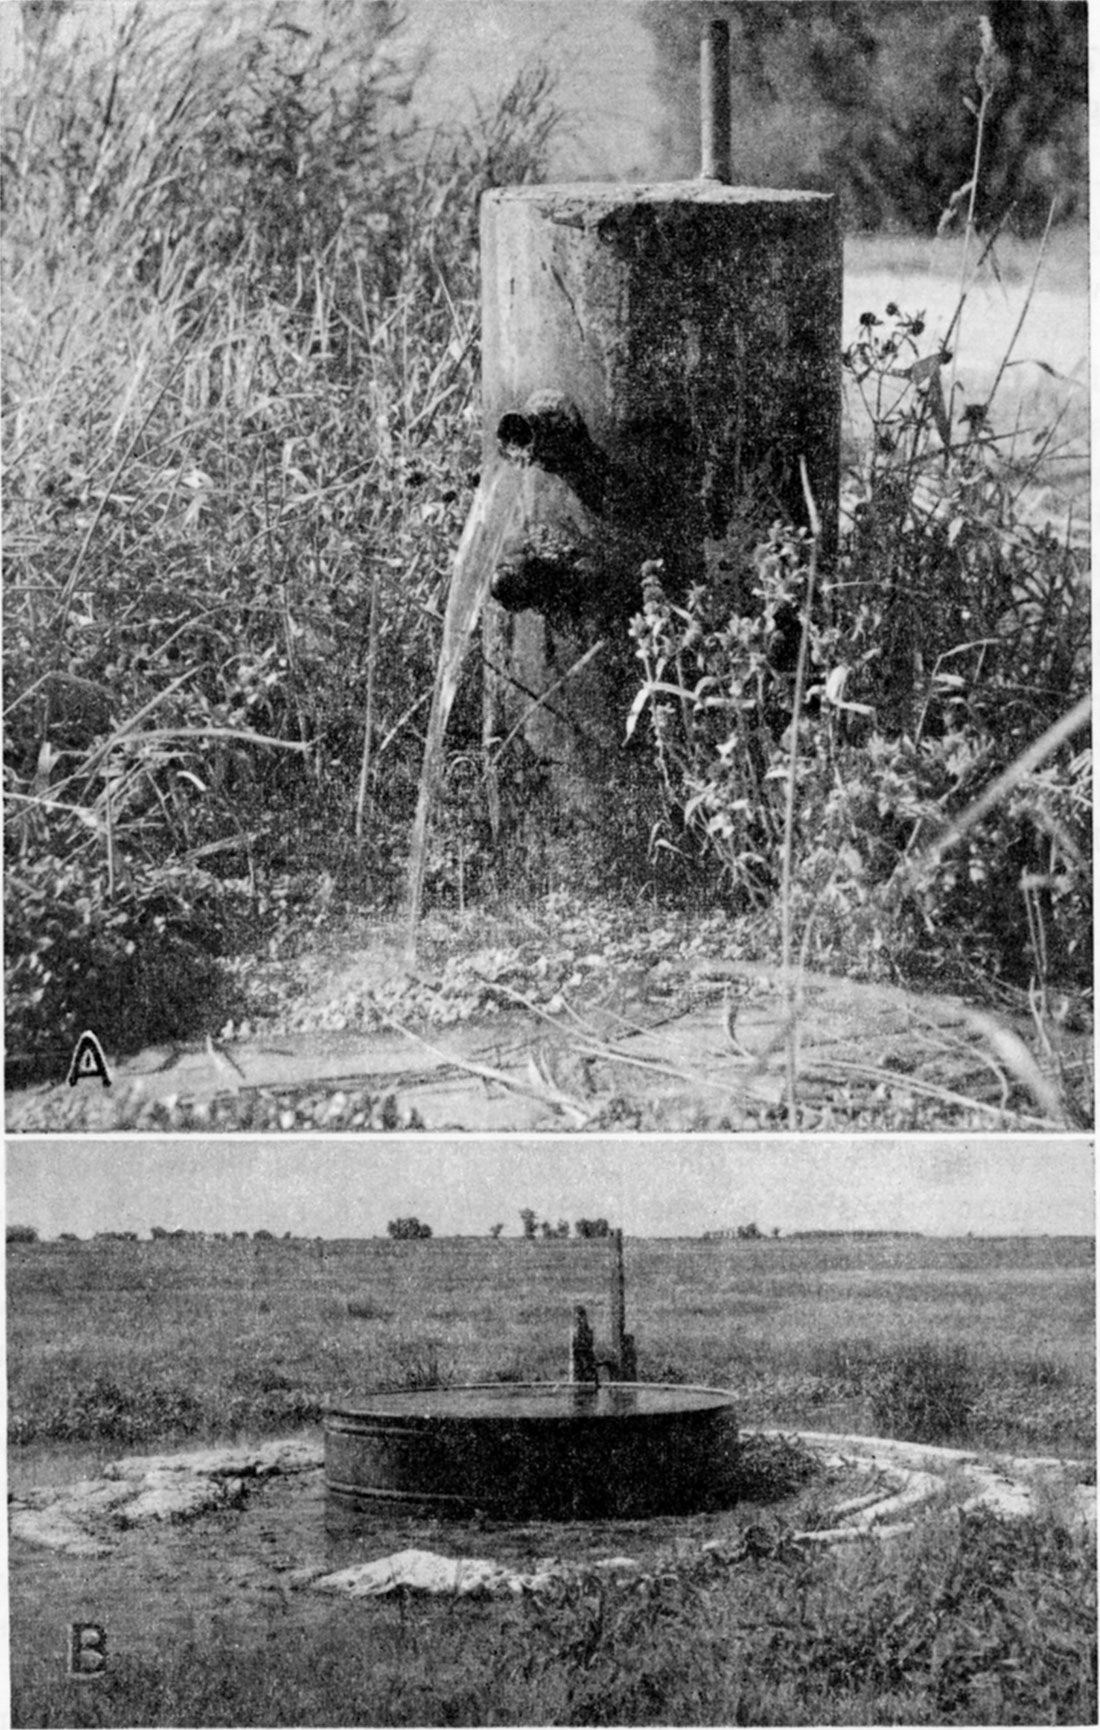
700, 17, 731, 183
570, 1304, 597, 1384
609, 1229, 626, 1377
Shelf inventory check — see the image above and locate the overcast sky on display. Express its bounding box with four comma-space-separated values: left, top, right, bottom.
6, 1139, 1094, 1240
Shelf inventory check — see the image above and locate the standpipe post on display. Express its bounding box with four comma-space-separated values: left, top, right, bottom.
570, 1304, 597, 1384
700, 17, 732, 183
609, 1229, 627, 1380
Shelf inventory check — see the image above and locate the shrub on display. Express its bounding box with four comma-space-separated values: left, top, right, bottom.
386, 1217, 432, 1240
644, 4, 1088, 232
6, 1223, 39, 1244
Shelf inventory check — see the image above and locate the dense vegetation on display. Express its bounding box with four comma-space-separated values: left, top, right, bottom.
643, 0, 1088, 230
3, 2, 556, 1080
630, 308, 1090, 998
3, 2, 1091, 1094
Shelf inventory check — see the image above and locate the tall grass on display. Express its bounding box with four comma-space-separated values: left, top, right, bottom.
3, 0, 560, 1080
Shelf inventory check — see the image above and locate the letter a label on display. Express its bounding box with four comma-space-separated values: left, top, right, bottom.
67, 1031, 112, 1089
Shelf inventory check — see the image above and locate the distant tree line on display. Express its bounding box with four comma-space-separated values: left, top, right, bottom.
703, 1223, 780, 1240
642, 1, 1086, 232
149, 1226, 292, 1240
788, 1229, 925, 1239
517, 1211, 615, 1239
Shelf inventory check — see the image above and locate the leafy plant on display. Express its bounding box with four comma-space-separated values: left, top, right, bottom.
643, 2, 1087, 233
629, 17, 1089, 1026
629, 304, 1089, 1000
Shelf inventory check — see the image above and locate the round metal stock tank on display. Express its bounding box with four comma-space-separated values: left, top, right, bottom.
325, 1382, 739, 1528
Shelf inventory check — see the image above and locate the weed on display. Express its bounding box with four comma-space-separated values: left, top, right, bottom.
869, 1340, 976, 1444
630, 307, 1089, 1007
628, 19, 1089, 1014
768, 1507, 1097, 1723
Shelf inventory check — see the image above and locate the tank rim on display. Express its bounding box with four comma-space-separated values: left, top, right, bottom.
325, 1380, 739, 1423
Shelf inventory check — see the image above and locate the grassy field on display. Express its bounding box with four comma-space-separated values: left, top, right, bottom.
8, 1231, 1094, 1458
7, 1231, 1096, 1725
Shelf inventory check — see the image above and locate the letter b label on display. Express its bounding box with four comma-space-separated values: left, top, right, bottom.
68, 1622, 107, 1678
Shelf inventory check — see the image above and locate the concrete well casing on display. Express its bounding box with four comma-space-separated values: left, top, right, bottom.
479, 182, 842, 867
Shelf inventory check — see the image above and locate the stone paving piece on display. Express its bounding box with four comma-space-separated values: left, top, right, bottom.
103, 1439, 322, 1481
9, 1505, 114, 1559
11, 1439, 326, 1553
315, 1549, 545, 1599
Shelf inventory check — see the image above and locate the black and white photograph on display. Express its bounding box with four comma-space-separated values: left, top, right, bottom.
6, 1137, 1096, 1723
2, 0, 1090, 1134
3, 0, 1095, 1725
